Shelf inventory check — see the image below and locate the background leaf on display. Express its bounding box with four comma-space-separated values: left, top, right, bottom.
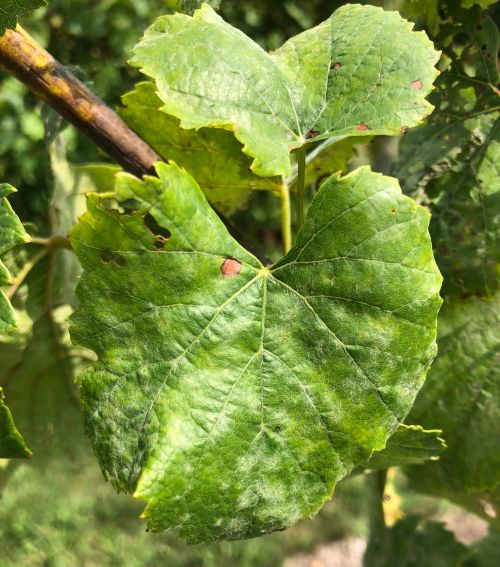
405, 294, 500, 524
119, 82, 282, 215
0, 386, 31, 458
0, 184, 28, 332
0, 0, 46, 36
131, 4, 439, 177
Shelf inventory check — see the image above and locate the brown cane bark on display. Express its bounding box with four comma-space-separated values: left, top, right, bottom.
0, 26, 161, 178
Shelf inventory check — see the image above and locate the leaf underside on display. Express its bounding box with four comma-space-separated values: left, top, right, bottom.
70, 162, 441, 542
0, 0, 46, 36
131, 3, 439, 177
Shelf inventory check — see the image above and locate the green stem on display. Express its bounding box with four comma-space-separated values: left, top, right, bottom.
279, 183, 292, 254
368, 470, 387, 531
296, 146, 307, 230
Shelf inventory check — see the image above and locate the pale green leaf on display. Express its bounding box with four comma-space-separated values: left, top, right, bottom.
406, 294, 500, 519
361, 424, 446, 471
165, 0, 221, 15
0, 386, 31, 459
0, 184, 29, 333
119, 82, 282, 215
69, 163, 441, 542
131, 4, 439, 177
0, 0, 46, 36
363, 515, 471, 567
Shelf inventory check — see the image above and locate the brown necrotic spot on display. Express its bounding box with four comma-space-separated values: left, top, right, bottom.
356, 122, 370, 131
400, 126, 409, 134
331, 62, 342, 70
220, 258, 241, 277
306, 130, 320, 139
411, 80, 423, 90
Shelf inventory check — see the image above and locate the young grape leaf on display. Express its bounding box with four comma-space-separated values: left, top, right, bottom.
406, 294, 500, 519
119, 82, 282, 215
0, 0, 47, 36
0, 386, 31, 459
131, 3, 439, 178
0, 184, 29, 333
69, 162, 441, 542
358, 424, 446, 472
363, 515, 471, 567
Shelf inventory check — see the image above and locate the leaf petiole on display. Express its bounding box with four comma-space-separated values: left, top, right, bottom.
279, 183, 292, 254
295, 146, 307, 230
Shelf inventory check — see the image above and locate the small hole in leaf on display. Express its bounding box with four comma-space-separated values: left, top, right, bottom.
114, 253, 126, 267
100, 249, 115, 263
121, 199, 141, 213
306, 130, 320, 139
143, 213, 171, 241
481, 44, 488, 51
220, 258, 241, 277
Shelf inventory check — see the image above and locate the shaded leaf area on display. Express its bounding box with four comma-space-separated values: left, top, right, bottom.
0, 0, 46, 36
119, 82, 282, 215
353, 424, 446, 474
0, 184, 28, 332
363, 515, 471, 567
131, 4, 438, 177
394, 5, 500, 298
406, 294, 500, 525
70, 162, 441, 543
0, 133, 93, 478
465, 530, 500, 567
0, 386, 31, 459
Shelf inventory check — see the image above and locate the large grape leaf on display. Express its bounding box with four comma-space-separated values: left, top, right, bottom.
0, 184, 29, 333
131, 3, 439, 178
69, 162, 441, 542
119, 82, 282, 215
0, 386, 31, 459
363, 515, 471, 567
0, 0, 46, 36
406, 294, 500, 521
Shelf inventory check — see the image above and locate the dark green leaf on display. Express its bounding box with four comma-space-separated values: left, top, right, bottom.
0, 184, 29, 332
69, 163, 441, 542
0, 386, 31, 459
406, 294, 500, 522
131, 4, 439, 177
0, 0, 47, 36
363, 515, 471, 567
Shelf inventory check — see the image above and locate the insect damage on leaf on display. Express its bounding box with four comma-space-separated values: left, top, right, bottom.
131, 3, 439, 177
69, 162, 442, 543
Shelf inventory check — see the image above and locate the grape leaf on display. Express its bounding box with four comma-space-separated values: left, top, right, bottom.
131, 4, 439, 178
406, 294, 500, 520
0, 0, 47, 36
69, 162, 441, 542
119, 82, 282, 215
0, 386, 31, 459
0, 184, 29, 333
359, 424, 446, 472
363, 515, 471, 567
